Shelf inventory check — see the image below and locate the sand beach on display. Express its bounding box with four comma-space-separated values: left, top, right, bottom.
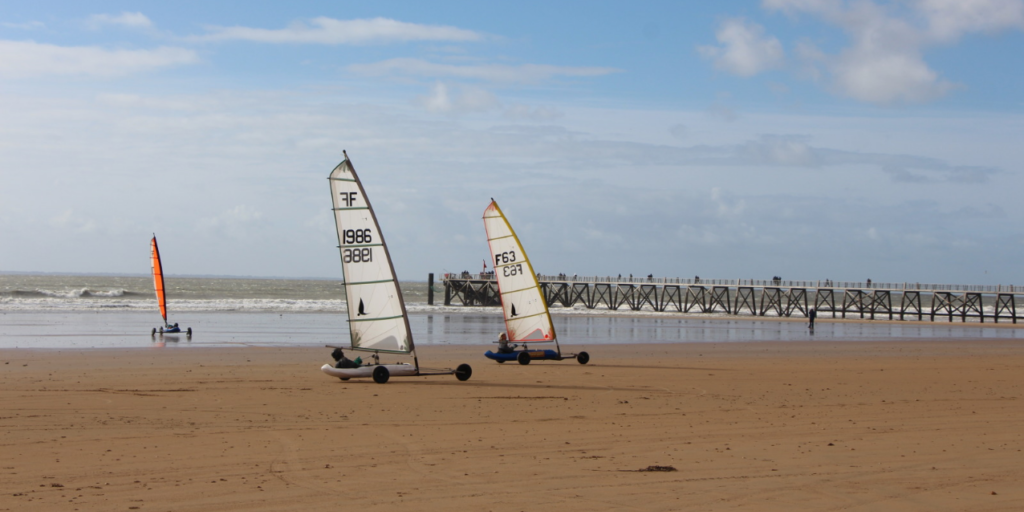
2, 340, 1023, 511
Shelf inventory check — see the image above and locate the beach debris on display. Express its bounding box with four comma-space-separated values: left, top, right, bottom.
623, 465, 677, 472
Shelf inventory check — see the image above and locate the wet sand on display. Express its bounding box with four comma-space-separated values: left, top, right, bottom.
1, 341, 1023, 511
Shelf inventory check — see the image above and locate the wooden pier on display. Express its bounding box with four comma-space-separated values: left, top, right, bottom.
441, 274, 1021, 323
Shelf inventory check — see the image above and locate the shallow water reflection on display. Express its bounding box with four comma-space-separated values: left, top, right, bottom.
1, 311, 1022, 349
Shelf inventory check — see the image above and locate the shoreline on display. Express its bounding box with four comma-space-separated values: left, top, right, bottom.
4, 304, 1023, 328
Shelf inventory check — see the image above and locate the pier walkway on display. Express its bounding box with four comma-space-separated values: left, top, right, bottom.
440, 274, 1021, 323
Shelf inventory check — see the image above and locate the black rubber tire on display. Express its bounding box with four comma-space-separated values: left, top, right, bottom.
576, 351, 590, 365
455, 363, 472, 381
517, 351, 531, 365
186, 327, 192, 337
159, 326, 164, 334
339, 377, 350, 381
151, 328, 156, 337
372, 366, 390, 384
496, 359, 505, 364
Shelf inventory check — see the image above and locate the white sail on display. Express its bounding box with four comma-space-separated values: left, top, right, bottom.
329, 154, 414, 354
483, 200, 556, 343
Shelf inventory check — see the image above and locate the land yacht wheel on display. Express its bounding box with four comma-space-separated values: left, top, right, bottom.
186, 327, 192, 337
372, 366, 390, 384
339, 377, 350, 381
496, 359, 505, 364
517, 351, 531, 365
576, 352, 590, 365
151, 328, 156, 337
455, 364, 472, 381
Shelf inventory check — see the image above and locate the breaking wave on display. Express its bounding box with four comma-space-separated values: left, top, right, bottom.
3, 288, 142, 299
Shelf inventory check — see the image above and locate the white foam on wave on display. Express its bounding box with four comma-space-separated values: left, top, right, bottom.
26, 287, 128, 298
0, 297, 347, 313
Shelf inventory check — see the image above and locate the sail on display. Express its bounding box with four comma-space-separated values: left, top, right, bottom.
150, 236, 167, 323
329, 154, 414, 354
483, 201, 556, 343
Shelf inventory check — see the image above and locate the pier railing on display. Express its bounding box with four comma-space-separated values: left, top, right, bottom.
444, 273, 1023, 294
441, 273, 1021, 323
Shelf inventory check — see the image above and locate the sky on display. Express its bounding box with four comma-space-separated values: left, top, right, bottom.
1, 0, 1023, 285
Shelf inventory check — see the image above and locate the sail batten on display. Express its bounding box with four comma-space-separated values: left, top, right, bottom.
349, 314, 405, 323
482, 201, 557, 345
329, 155, 414, 354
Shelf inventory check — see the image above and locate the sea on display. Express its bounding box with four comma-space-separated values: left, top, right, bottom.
2, 274, 1023, 349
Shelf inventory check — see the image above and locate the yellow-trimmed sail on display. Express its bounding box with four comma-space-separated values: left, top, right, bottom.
329, 153, 414, 354
482, 200, 556, 343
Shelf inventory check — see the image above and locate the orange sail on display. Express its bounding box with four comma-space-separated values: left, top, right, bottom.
151, 236, 167, 324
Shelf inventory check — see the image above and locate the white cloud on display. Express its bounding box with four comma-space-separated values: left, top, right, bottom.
0, 40, 197, 79
698, 18, 784, 77
706, 103, 739, 122
350, 57, 620, 84
1, 21, 45, 30
503, 104, 564, 121
739, 135, 818, 166
761, 0, 1024, 104
710, 187, 747, 218
669, 124, 689, 140
917, 0, 1024, 41
197, 205, 264, 238
87, 12, 153, 29
192, 17, 482, 44
830, 47, 957, 103
50, 210, 97, 233
1, 86, 1019, 282
416, 82, 500, 114
95, 93, 206, 111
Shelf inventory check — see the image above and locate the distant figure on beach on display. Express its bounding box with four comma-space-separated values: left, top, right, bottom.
866, 278, 872, 287
808, 308, 817, 329
694, 275, 700, 283
497, 332, 516, 354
